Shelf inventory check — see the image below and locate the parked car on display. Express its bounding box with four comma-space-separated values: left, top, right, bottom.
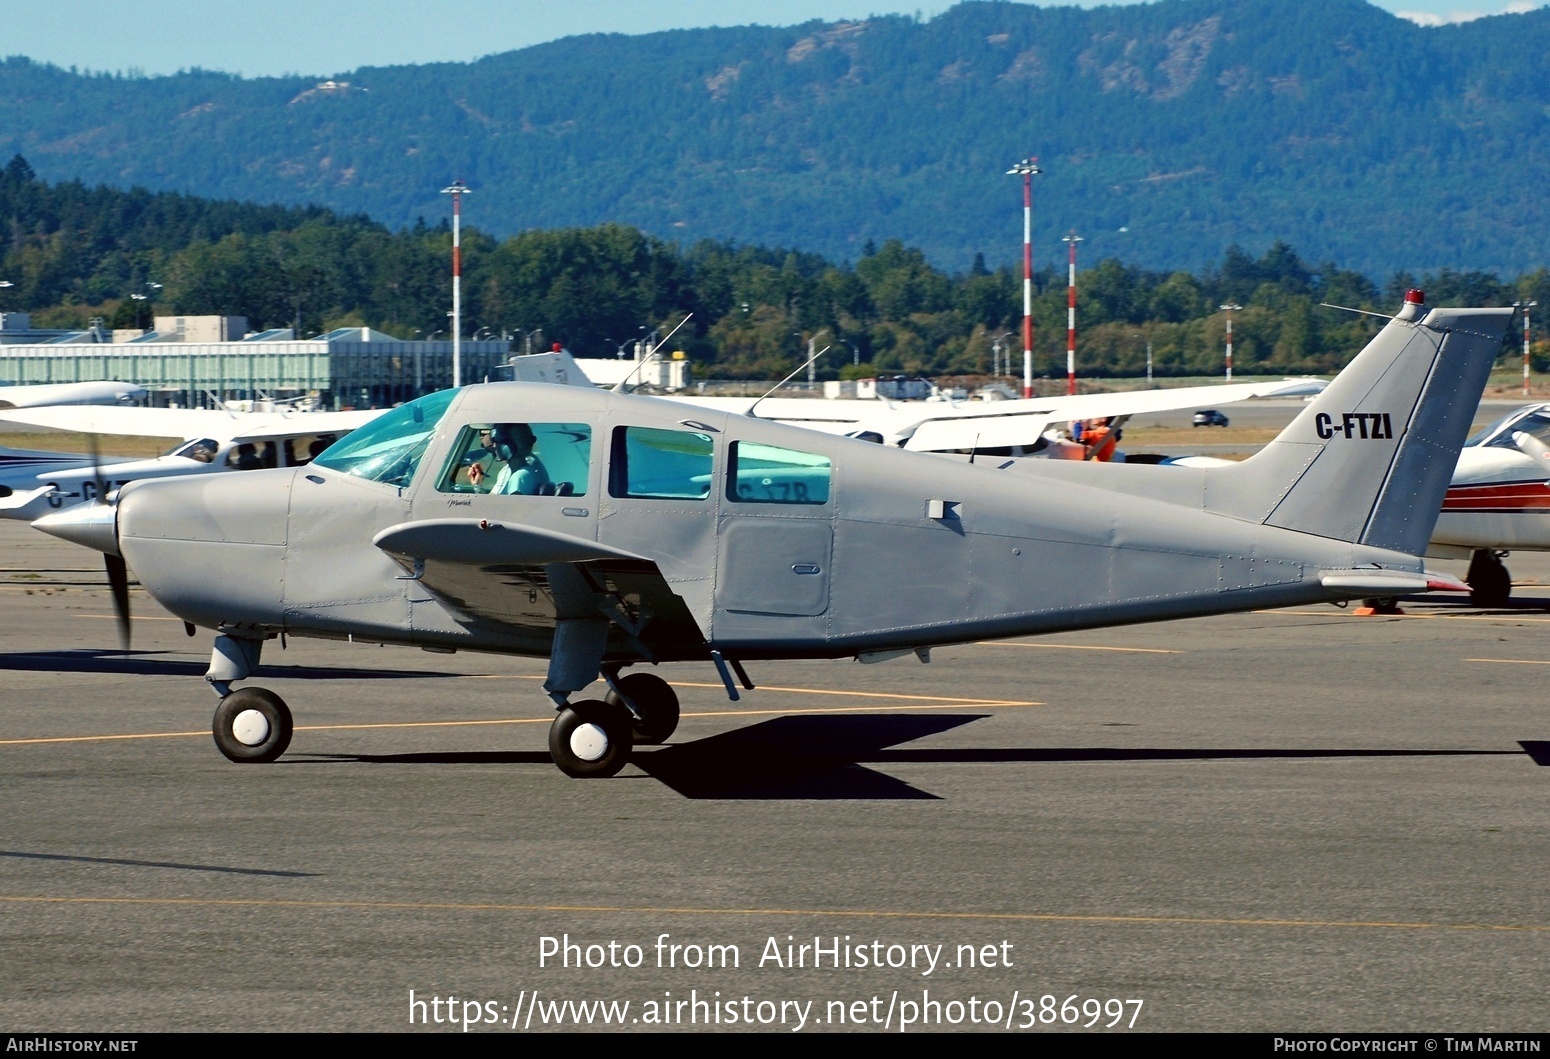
1192, 409, 1230, 427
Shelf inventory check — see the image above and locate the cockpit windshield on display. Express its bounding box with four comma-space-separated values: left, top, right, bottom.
165, 438, 219, 463
1466, 407, 1550, 449
312, 389, 458, 487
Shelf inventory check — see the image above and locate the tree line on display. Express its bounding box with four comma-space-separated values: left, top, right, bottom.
2, 157, 1544, 382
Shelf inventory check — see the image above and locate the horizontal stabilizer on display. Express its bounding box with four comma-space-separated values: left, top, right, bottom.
1318, 570, 1468, 594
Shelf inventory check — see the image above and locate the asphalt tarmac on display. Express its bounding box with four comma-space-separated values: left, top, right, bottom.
2, 518, 1548, 1034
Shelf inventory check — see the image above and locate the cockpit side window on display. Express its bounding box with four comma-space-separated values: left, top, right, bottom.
312, 388, 458, 488
610, 426, 714, 500
225, 443, 268, 471
726, 441, 831, 505
437, 422, 592, 496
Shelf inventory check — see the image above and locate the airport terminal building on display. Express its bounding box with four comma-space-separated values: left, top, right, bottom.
0, 313, 512, 408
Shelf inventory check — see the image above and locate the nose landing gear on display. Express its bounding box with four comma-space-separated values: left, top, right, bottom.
212, 687, 293, 763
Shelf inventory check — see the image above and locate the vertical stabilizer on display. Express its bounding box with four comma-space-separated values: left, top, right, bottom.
1206, 293, 1511, 554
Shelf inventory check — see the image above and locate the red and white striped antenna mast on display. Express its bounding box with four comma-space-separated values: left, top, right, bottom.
1062, 230, 1082, 395
1519, 300, 1537, 396
1007, 156, 1043, 399
1219, 302, 1242, 381
440, 179, 472, 387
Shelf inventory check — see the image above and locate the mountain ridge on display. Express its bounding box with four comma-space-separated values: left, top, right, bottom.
4, 0, 1547, 276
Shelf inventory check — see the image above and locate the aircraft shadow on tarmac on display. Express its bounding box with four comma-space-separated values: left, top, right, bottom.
0, 849, 318, 878
297, 715, 1550, 799
0, 648, 460, 682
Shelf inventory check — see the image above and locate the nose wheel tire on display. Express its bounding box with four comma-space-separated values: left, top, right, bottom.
549, 699, 633, 778
605, 672, 681, 744
213, 687, 293, 763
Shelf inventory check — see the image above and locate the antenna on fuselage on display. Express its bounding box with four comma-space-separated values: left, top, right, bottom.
612, 313, 694, 393
747, 345, 831, 419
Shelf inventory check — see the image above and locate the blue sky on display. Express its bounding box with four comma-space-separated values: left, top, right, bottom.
5, 1, 1544, 78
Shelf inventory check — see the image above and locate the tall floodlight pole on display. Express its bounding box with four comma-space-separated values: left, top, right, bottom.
1007, 157, 1042, 398
1062, 230, 1083, 395
440, 180, 471, 387
1220, 303, 1242, 381
1520, 301, 1538, 396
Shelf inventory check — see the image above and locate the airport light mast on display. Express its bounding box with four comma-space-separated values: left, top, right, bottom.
1220, 303, 1242, 381
1007, 157, 1042, 398
1519, 300, 1538, 396
440, 180, 472, 387
1063, 230, 1082, 395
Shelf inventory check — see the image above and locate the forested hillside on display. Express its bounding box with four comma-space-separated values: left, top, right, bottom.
3, 160, 1544, 381
3, 0, 1549, 276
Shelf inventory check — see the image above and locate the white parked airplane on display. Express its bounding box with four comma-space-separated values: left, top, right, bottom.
1429, 402, 1550, 605
0, 404, 381, 521
0, 380, 145, 408
507, 348, 1326, 457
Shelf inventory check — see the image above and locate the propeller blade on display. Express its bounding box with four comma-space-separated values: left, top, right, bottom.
88, 430, 107, 505
105, 553, 131, 650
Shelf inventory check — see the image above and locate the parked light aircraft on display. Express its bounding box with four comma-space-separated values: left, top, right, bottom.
0, 380, 145, 408
508, 348, 1326, 456
1427, 402, 1550, 605
34, 294, 1509, 778
0, 404, 380, 522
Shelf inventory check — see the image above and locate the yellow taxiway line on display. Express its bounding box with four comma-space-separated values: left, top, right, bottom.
0, 894, 1541, 933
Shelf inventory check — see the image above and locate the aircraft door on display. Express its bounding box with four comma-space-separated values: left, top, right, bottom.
596, 424, 721, 635
713, 440, 835, 638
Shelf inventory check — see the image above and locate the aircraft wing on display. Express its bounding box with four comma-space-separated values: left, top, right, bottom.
226, 409, 381, 443
898, 378, 1325, 451
669, 378, 1324, 450
373, 518, 706, 658
0, 405, 381, 441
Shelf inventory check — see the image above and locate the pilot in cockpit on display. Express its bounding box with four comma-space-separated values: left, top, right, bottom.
467, 423, 551, 495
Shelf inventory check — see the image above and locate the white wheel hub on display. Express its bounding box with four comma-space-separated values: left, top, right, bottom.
231, 708, 271, 746
568, 722, 610, 762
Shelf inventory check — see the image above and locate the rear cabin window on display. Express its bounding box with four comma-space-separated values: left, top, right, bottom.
438, 422, 592, 497
610, 427, 714, 500
727, 442, 831, 505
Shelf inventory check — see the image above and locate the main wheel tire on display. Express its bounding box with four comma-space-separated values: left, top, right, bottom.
548, 699, 633, 778
213, 687, 293, 763
605, 672, 681, 744
1466, 549, 1512, 608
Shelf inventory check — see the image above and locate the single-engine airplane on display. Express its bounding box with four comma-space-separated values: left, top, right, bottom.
34, 293, 1510, 778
